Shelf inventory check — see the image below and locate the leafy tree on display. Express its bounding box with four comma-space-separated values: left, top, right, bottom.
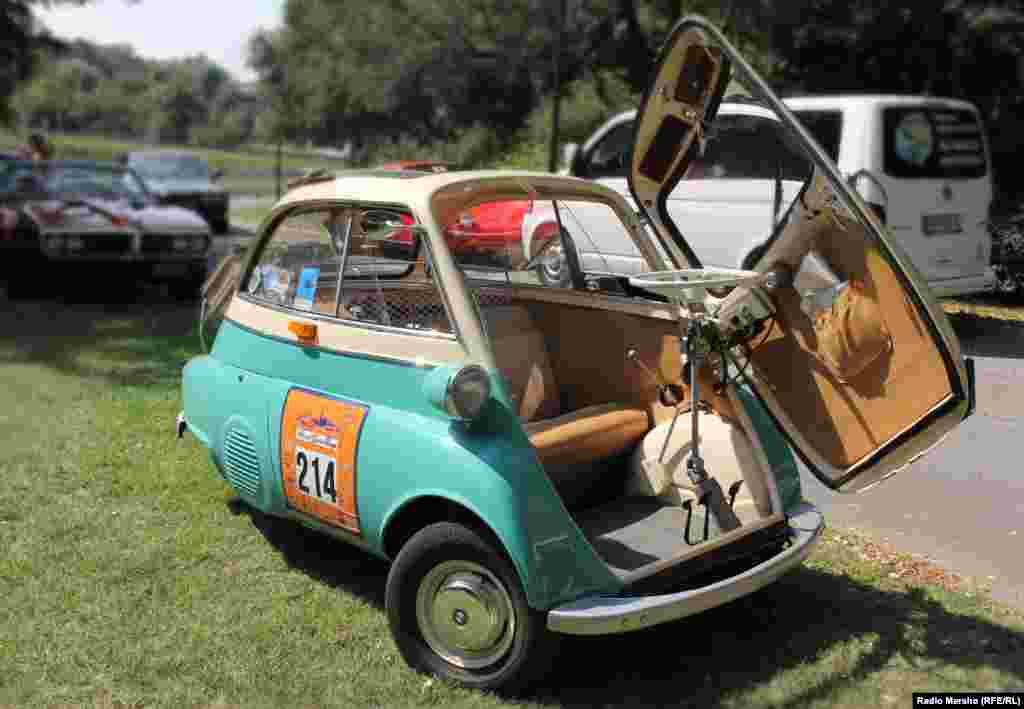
0, 0, 118, 125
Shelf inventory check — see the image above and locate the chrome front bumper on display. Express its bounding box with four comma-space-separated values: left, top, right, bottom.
547, 502, 824, 635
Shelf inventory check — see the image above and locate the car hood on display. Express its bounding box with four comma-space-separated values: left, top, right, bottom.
143, 178, 223, 196
25, 197, 210, 233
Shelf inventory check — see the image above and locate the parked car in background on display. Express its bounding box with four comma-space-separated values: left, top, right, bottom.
0, 159, 210, 298
784, 95, 995, 298
379, 159, 533, 268
991, 211, 1024, 297
557, 94, 995, 297
528, 100, 811, 286
127, 150, 230, 234
179, 17, 975, 692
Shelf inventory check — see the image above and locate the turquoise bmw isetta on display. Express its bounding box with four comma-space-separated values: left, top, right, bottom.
178, 17, 975, 692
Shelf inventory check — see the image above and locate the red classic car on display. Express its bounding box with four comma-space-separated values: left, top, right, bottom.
378, 160, 533, 269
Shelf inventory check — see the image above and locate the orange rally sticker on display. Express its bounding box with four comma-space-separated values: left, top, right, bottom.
281, 389, 368, 534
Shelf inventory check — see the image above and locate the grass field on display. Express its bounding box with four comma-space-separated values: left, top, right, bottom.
1, 291, 1023, 708
230, 201, 276, 229
0, 131, 347, 197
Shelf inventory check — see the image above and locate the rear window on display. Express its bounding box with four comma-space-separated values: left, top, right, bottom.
791, 110, 843, 162
883, 106, 987, 179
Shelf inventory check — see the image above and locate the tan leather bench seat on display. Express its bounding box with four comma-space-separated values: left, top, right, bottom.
483, 304, 650, 503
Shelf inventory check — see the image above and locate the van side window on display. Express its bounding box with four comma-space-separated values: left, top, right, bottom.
688, 115, 811, 181
792, 110, 843, 162
583, 122, 634, 179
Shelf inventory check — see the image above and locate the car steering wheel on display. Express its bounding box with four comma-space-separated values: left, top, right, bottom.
629, 268, 762, 305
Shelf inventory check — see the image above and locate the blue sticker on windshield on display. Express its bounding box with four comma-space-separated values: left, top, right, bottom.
294, 267, 319, 310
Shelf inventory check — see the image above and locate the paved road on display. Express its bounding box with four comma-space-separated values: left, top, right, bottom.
801, 318, 1024, 607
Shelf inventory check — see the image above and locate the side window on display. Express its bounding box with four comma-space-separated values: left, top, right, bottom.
244, 206, 455, 335
792, 110, 843, 162
686, 114, 811, 181
246, 208, 343, 313
582, 121, 634, 179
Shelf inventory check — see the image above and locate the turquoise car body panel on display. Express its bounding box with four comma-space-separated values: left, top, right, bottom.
733, 386, 803, 514
183, 318, 621, 609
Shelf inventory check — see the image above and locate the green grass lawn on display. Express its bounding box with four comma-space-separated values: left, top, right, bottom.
230, 201, 276, 229
1, 295, 1023, 708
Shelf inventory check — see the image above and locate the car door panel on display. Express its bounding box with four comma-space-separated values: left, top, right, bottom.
627, 17, 971, 493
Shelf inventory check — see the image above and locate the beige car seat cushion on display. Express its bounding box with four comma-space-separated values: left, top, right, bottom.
525, 403, 650, 473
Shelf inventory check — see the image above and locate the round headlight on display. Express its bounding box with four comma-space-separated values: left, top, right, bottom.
173, 237, 189, 251
445, 365, 491, 420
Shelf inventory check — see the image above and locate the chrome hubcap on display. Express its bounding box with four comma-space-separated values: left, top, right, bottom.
415, 560, 515, 669
541, 242, 566, 281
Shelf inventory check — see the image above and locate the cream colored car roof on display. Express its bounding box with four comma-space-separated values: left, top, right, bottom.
282, 170, 615, 223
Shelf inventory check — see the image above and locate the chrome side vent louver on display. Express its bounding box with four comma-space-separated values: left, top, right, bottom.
222, 425, 261, 499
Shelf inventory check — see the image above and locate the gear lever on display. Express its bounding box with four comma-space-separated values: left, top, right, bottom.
626, 348, 683, 407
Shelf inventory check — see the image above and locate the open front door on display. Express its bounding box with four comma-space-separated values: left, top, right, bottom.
629, 16, 974, 493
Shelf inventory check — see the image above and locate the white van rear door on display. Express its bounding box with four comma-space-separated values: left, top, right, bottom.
876, 104, 991, 283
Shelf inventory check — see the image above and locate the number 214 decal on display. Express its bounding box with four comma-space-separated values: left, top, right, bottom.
280, 389, 368, 534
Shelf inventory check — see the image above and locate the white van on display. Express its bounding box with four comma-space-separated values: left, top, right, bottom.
785, 96, 995, 297
528, 100, 810, 285
548, 95, 995, 297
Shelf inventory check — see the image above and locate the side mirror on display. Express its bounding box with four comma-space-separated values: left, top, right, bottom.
847, 169, 888, 224
211, 168, 224, 182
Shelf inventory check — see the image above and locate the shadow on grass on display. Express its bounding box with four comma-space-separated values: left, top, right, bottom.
229, 499, 388, 610
0, 287, 201, 388
228, 499, 1024, 706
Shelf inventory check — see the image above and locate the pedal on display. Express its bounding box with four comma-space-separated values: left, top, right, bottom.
679, 477, 742, 544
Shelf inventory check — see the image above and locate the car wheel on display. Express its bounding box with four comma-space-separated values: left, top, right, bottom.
385, 522, 556, 694
169, 267, 208, 303
535, 234, 573, 288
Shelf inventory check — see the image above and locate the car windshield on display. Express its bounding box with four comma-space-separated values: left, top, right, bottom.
132, 155, 210, 180
0, 160, 150, 202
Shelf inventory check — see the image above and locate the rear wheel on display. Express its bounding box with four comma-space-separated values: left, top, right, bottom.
385, 522, 555, 693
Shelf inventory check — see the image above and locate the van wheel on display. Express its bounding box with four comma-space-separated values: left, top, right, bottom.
385, 522, 555, 693
536, 233, 574, 288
